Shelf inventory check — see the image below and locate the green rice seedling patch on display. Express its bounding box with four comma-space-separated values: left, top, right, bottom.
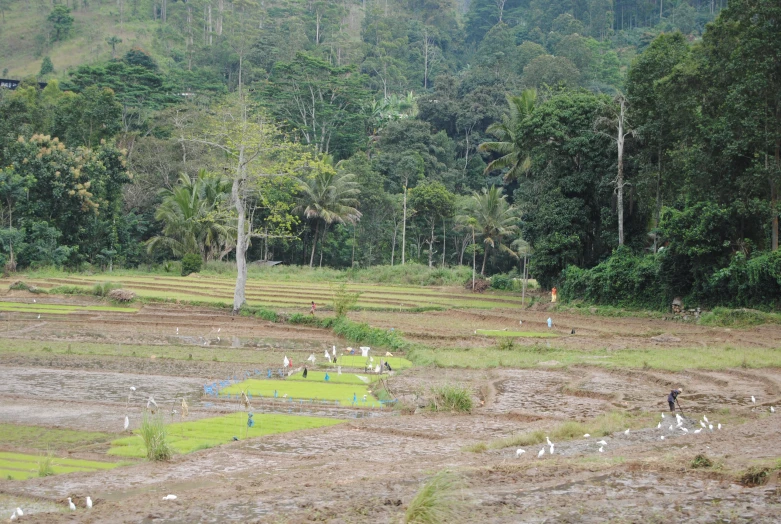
0, 301, 137, 314
0, 424, 113, 452
0, 452, 118, 480
335, 354, 413, 369
475, 329, 558, 338
220, 379, 376, 405
287, 370, 380, 385
108, 413, 344, 458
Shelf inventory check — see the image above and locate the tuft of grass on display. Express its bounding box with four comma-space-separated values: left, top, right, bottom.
139, 413, 172, 461
37, 449, 54, 477
739, 466, 770, 487
332, 282, 362, 318
92, 281, 123, 297
404, 470, 465, 524
429, 384, 473, 413
691, 454, 713, 469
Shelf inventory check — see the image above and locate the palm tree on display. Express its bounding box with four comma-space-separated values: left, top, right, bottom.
297, 169, 362, 268
460, 186, 519, 276
146, 171, 232, 262
478, 89, 537, 181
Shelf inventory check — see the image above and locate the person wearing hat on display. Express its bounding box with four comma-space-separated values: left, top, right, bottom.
667, 388, 682, 412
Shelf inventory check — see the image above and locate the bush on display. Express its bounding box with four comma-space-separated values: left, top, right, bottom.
139, 413, 171, 461
332, 282, 361, 317
181, 254, 202, 276
691, 454, 713, 469
37, 450, 54, 477
429, 384, 473, 413
490, 273, 516, 291
92, 281, 122, 297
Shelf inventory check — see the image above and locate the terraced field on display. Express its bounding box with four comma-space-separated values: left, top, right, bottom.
6, 274, 527, 311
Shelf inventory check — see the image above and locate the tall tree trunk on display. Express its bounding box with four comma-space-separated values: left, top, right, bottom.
481, 244, 488, 276
772, 143, 779, 250
232, 146, 247, 312
309, 220, 319, 267
441, 218, 446, 267
390, 223, 397, 266
428, 221, 434, 268
654, 146, 662, 253
616, 97, 626, 246
401, 183, 407, 265
471, 226, 476, 290
319, 223, 328, 268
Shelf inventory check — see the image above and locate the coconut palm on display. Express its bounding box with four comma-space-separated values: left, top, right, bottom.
146, 171, 232, 262
297, 169, 362, 267
460, 186, 519, 276
478, 89, 537, 181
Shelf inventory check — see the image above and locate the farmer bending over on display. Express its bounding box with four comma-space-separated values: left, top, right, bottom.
667, 388, 682, 412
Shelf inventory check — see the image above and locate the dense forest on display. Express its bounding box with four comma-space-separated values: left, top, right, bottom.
0, 0, 779, 309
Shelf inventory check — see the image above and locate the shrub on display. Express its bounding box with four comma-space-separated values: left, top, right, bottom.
48, 285, 85, 295
740, 467, 770, 487
139, 413, 172, 461
404, 470, 464, 524
9, 281, 30, 291
429, 384, 473, 413
332, 282, 361, 317
490, 273, 516, 291
92, 281, 122, 297
181, 254, 202, 276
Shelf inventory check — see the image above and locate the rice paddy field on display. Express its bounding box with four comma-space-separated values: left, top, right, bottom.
0, 267, 780, 522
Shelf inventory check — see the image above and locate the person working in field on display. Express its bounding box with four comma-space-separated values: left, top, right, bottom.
667, 388, 683, 412
310, 301, 316, 315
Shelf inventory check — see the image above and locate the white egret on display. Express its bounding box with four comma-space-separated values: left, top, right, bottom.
15, 508, 22, 517
124, 416, 129, 430
217, 328, 221, 333
546, 436, 553, 446
597, 440, 607, 446
681, 428, 688, 433
661, 413, 665, 418
771, 406, 775, 413
176, 327, 179, 334
10, 511, 16, 521
669, 425, 673, 430
516, 449, 525, 457
537, 447, 545, 458
708, 424, 713, 431
162, 494, 177, 501
624, 429, 630, 435
33, 299, 36, 303
660, 436, 665, 440
37, 314, 41, 319
68, 498, 76, 511
700, 421, 706, 428
147, 396, 157, 410
694, 429, 701, 434
751, 396, 756, 403
130, 386, 136, 392
717, 423, 722, 430
86, 497, 92, 509
599, 446, 604, 452
703, 415, 709, 423
549, 444, 554, 454
583, 434, 590, 438
657, 423, 661, 429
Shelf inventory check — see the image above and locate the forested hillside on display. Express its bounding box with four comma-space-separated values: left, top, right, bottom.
0, 0, 779, 309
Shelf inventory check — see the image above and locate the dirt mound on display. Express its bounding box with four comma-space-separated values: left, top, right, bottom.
108, 289, 136, 302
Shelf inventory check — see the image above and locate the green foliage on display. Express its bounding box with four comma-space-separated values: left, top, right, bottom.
404, 470, 464, 524
181, 253, 202, 276
47, 6, 73, 41
37, 449, 54, 477
39, 56, 54, 77
332, 283, 361, 318
691, 454, 713, 469
92, 281, 121, 297
429, 384, 473, 413
139, 413, 171, 461
490, 273, 515, 291
699, 308, 781, 328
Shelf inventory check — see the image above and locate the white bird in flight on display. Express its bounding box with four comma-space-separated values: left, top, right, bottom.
68, 498, 76, 511
516, 449, 525, 457
86, 497, 92, 509
162, 494, 177, 501
124, 416, 129, 430
537, 447, 545, 458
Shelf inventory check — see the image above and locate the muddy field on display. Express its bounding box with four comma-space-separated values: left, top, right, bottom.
0, 292, 780, 523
